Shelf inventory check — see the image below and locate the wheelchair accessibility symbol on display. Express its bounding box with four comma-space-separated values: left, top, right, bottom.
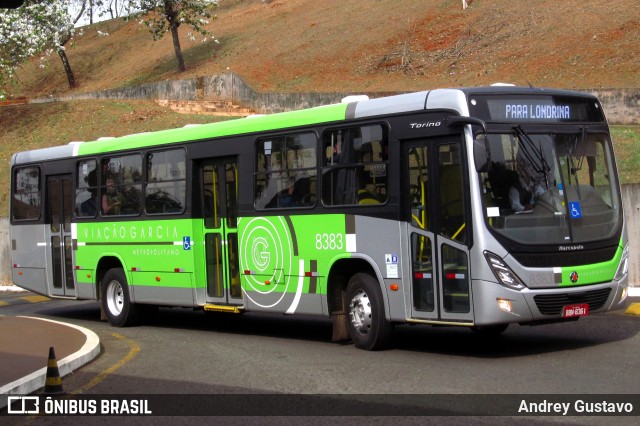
569, 202, 582, 219
183, 236, 192, 250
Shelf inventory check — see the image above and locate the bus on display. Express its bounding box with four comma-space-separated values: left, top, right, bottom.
10, 86, 630, 350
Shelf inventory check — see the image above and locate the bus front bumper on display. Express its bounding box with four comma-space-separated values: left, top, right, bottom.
472, 277, 629, 327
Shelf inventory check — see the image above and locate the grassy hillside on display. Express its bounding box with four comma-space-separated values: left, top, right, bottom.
8, 0, 640, 98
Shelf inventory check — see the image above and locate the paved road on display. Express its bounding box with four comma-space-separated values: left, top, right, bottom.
1, 286, 639, 423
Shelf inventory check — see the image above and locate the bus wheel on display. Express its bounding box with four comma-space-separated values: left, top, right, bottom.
101, 268, 138, 327
346, 273, 393, 350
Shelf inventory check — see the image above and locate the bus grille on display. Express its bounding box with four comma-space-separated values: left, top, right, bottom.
512, 246, 617, 268
533, 288, 611, 315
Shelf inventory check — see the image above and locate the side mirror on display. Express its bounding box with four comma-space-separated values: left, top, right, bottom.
447, 115, 491, 172
447, 115, 487, 134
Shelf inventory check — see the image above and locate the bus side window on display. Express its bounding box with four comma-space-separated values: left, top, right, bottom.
101, 155, 143, 216
76, 159, 97, 217
255, 132, 317, 210
12, 166, 41, 221
322, 124, 388, 207
145, 149, 186, 215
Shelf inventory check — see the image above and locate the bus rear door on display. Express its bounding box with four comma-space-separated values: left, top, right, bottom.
46, 174, 76, 297
404, 138, 474, 324
199, 158, 242, 307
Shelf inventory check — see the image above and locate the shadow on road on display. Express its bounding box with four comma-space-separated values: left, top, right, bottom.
32, 297, 640, 359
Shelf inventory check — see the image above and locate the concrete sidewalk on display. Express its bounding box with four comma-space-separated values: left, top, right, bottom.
0, 314, 100, 409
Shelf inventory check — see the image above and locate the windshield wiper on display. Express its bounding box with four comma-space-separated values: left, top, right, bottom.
564, 131, 583, 199
576, 127, 588, 172
513, 126, 551, 189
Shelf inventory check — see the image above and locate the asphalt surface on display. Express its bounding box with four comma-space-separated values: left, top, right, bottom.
0, 285, 638, 410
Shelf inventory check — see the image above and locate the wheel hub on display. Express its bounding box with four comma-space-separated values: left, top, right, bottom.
349, 289, 372, 335
106, 280, 124, 316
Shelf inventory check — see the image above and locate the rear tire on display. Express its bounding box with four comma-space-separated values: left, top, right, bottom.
346, 273, 393, 350
101, 268, 138, 327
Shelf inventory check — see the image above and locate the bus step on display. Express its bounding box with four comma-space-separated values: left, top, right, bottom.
204, 304, 244, 314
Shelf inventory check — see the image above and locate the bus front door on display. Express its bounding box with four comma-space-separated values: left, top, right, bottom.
47, 174, 76, 297
200, 158, 242, 306
405, 139, 474, 324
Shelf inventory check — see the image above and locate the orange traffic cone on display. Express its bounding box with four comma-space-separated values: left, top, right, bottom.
44, 346, 65, 394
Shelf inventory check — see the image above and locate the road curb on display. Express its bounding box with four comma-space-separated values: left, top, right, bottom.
626, 303, 640, 316
0, 316, 100, 408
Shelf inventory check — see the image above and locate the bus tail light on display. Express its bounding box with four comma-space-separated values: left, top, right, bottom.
484, 251, 524, 290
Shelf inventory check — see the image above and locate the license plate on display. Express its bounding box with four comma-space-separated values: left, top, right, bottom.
563, 303, 589, 318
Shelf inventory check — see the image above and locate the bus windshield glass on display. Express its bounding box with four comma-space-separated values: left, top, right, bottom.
478, 130, 621, 245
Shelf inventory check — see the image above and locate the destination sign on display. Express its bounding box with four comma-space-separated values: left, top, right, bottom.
503, 103, 570, 120
469, 95, 605, 123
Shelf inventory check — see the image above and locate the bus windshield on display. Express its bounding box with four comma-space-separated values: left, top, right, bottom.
479, 130, 621, 245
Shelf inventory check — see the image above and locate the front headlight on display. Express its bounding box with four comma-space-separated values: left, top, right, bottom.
614, 244, 629, 281
484, 251, 525, 290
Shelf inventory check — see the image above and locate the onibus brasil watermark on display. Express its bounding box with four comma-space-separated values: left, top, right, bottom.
7, 396, 151, 415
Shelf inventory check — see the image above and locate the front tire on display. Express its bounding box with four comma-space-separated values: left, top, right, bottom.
101, 268, 138, 327
346, 273, 393, 350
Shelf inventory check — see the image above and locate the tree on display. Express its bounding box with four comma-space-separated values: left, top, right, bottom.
130, 0, 217, 72
105, 0, 132, 20
73, 0, 132, 24
0, 0, 80, 96
55, 1, 86, 89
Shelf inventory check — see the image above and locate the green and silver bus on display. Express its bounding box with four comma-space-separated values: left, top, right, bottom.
10, 86, 630, 350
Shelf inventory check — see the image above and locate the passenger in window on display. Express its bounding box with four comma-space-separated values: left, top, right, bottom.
509, 172, 533, 212
330, 140, 342, 165
79, 165, 98, 216
79, 193, 97, 216
267, 179, 301, 208
509, 156, 547, 212
277, 179, 301, 207
292, 177, 313, 205
121, 184, 141, 214
102, 177, 123, 215
119, 170, 141, 214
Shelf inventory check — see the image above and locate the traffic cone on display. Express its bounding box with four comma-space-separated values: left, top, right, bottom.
44, 346, 65, 394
